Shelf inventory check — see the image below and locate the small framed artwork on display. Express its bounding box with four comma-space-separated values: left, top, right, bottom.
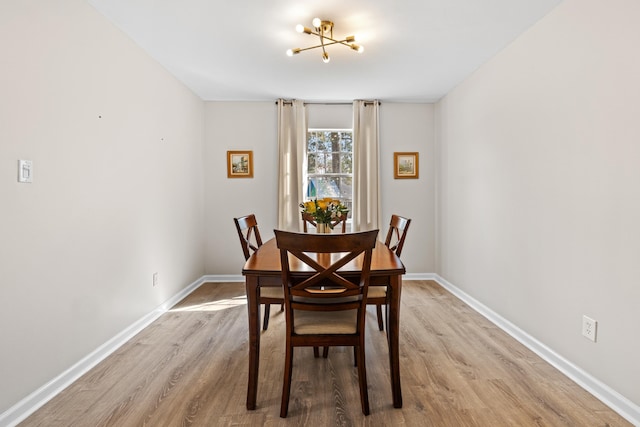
227, 150, 254, 178
394, 152, 419, 179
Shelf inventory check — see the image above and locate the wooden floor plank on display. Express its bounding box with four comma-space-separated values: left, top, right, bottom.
20, 280, 631, 426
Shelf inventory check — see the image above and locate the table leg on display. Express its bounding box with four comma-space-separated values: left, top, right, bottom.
386, 275, 403, 408
245, 276, 260, 410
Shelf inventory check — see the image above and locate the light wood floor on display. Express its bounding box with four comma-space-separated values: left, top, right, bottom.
20, 280, 630, 426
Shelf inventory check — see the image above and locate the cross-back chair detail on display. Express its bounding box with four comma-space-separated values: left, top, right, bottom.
234, 214, 263, 260
369, 214, 412, 331
384, 214, 412, 258
233, 214, 283, 331
274, 229, 379, 417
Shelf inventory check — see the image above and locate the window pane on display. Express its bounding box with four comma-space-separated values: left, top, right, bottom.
308, 153, 317, 173
317, 153, 327, 173
306, 176, 352, 199
340, 153, 352, 173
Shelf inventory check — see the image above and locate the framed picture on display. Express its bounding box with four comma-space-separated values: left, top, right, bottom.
227, 150, 253, 178
394, 152, 419, 179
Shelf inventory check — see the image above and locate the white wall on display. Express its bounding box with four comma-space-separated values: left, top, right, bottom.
0, 0, 205, 413
436, 0, 640, 407
380, 103, 436, 273
204, 102, 279, 274
204, 102, 436, 275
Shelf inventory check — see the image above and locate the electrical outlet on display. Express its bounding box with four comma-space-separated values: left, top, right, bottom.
582, 315, 597, 342
18, 160, 33, 183
153, 272, 159, 287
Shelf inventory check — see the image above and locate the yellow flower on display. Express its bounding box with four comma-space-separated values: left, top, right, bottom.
303, 201, 316, 213
317, 199, 329, 210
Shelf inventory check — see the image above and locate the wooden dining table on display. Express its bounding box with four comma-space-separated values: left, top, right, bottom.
242, 237, 406, 410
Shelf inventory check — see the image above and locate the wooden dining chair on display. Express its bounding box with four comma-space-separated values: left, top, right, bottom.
233, 214, 283, 331
274, 229, 379, 417
368, 214, 412, 331
301, 211, 347, 233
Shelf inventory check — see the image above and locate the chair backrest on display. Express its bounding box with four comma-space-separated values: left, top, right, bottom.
301, 212, 347, 233
274, 229, 378, 324
384, 214, 412, 257
233, 214, 263, 260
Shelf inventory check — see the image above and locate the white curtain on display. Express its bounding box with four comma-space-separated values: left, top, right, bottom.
352, 100, 381, 231
277, 99, 307, 231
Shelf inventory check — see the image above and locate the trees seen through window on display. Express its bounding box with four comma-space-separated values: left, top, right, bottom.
306, 130, 353, 217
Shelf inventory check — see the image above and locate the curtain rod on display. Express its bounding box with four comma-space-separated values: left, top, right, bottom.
276, 101, 381, 106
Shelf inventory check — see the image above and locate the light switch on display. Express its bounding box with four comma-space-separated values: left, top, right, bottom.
18, 160, 33, 183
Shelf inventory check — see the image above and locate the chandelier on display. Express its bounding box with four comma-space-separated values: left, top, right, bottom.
286, 18, 364, 63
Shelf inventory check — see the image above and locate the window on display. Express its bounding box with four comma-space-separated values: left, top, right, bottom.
306, 129, 353, 219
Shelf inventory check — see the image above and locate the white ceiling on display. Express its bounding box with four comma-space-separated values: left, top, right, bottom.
87, 0, 562, 103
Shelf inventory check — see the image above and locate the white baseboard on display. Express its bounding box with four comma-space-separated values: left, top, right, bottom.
433, 274, 640, 427
3, 274, 638, 427
201, 274, 244, 283
403, 272, 438, 281
0, 276, 207, 427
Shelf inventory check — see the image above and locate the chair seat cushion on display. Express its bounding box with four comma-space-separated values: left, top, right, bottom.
293, 309, 357, 334
367, 286, 387, 299
260, 286, 283, 298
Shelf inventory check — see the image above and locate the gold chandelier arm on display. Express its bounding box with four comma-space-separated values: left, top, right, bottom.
320, 32, 328, 60
309, 33, 362, 51
298, 27, 356, 47
303, 32, 345, 46
293, 40, 346, 53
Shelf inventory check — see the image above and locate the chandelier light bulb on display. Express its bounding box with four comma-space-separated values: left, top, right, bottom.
312, 17, 322, 28
295, 24, 304, 33
322, 52, 330, 63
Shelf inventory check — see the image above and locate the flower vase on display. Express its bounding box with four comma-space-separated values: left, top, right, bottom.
317, 223, 332, 233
